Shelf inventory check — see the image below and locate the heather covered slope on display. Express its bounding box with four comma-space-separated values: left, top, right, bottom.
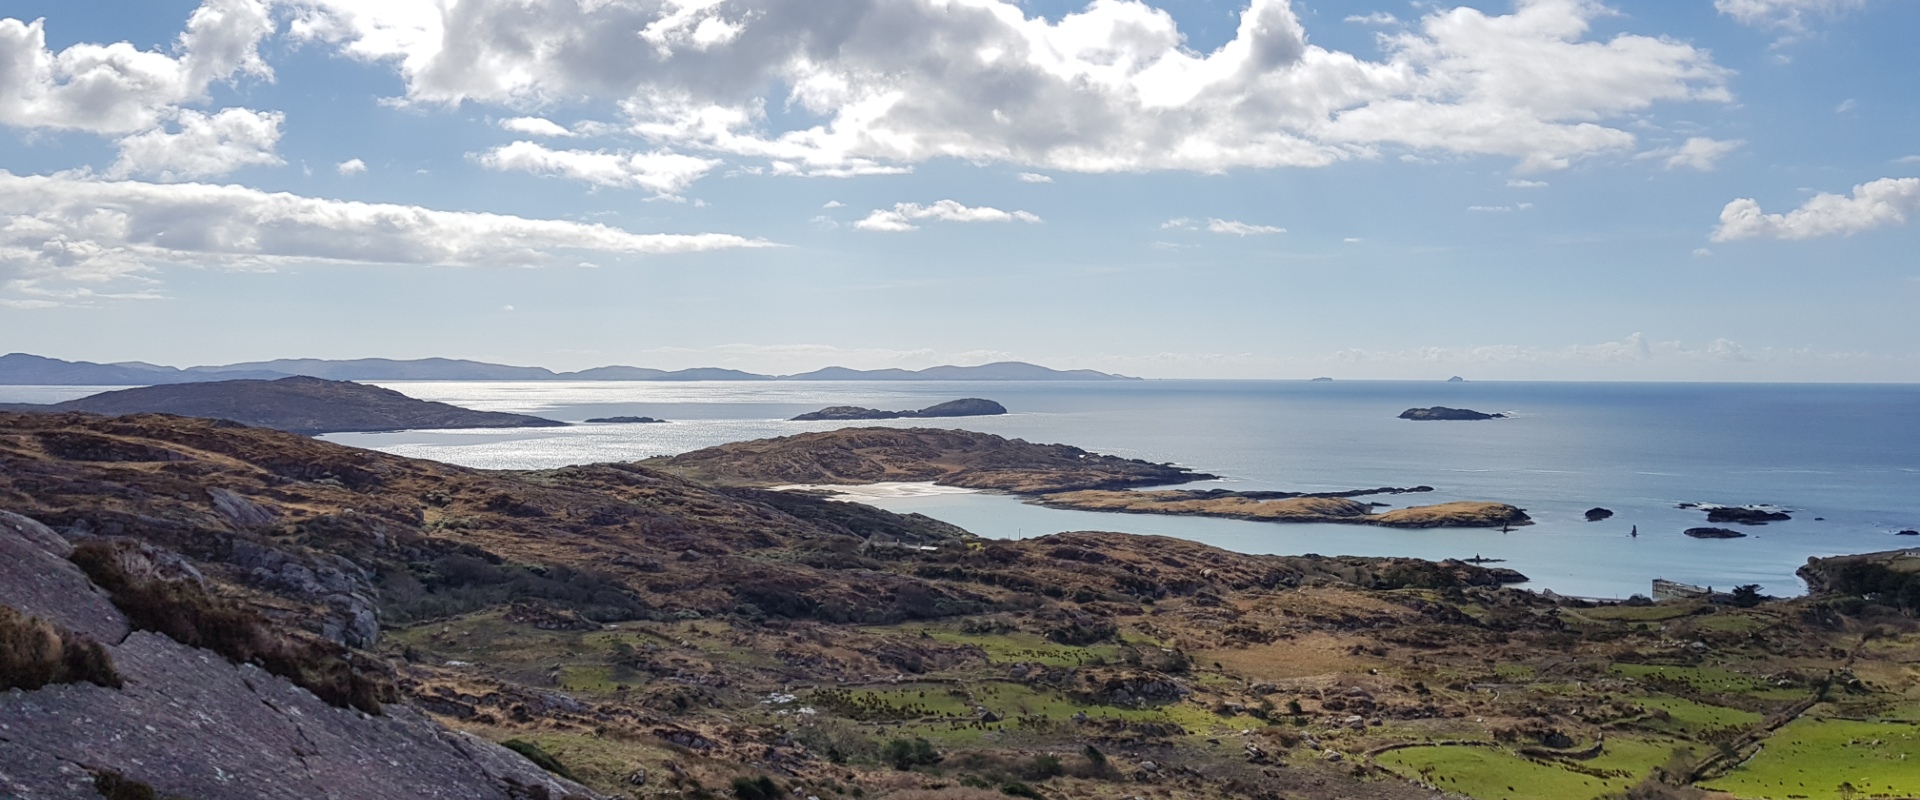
4, 411, 1919, 800
1, 376, 566, 434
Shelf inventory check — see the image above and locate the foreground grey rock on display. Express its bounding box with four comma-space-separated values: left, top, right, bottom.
0, 511, 604, 800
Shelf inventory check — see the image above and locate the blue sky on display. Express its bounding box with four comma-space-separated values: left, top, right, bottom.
0, 0, 1915, 379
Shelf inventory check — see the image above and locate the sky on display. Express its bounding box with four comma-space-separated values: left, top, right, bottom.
0, 0, 1916, 380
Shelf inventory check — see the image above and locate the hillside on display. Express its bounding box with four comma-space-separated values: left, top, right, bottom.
2, 376, 565, 434
2, 412, 1917, 800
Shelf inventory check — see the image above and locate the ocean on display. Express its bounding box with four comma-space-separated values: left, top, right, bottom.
8, 380, 1916, 599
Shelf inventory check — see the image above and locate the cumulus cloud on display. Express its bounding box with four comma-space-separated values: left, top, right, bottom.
0, 171, 768, 305
0, 0, 274, 134
852, 200, 1040, 232
475, 141, 721, 198
336, 158, 367, 175
1650, 137, 1743, 171
1345, 12, 1401, 25
1507, 179, 1548, 188
1715, 0, 1865, 29
1712, 177, 1920, 241
286, 0, 1730, 175
1206, 219, 1285, 236
500, 116, 573, 137
1468, 203, 1533, 211
1016, 172, 1054, 183
107, 108, 284, 180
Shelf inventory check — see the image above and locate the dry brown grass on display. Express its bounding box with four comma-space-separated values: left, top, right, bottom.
0, 604, 120, 691
70, 540, 390, 713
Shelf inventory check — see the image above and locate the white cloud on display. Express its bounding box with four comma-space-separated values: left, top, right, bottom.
107, 108, 284, 180
1206, 219, 1285, 236
1715, 0, 1865, 30
0, 170, 768, 305
1712, 177, 1920, 241
1507, 179, 1549, 188
1896, 155, 1920, 165
1834, 98, 1856, 113
852, 200, 1040, 232
1161, 218, 1196, 230
336, 158, 367, 175
0, 0, 274, 134
1343, 237, 1363, 243
475, 141, 721, 198
821, 200, 844, 208
1345, 12, 1401, 25
288, 0, 1730, 175
1468, 203, 1533, 211
1016, 172, 1054, 183
500, 116, 573, 137
1652, 137, 1743, 171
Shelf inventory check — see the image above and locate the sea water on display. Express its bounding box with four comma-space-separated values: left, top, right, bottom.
8, 380, 1915, 598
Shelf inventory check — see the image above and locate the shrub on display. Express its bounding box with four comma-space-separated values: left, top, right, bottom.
1000, 782, 1044, 799
883, 737, 943, 770
502, 739, 579, 782
730, 776, 781, 800
91, 770, 189, 800
0, 605, 120, 691
70, 540, 391, 714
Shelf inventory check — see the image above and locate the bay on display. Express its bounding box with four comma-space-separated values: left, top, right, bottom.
6, 379, 1915, 599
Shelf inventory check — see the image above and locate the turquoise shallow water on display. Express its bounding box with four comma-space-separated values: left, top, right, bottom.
9, 379, 1915, 598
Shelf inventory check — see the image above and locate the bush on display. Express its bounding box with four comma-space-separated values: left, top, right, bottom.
1000, 782, 1044, 799
0, 605, 120, 691
731, 776, 781, 800
91, 770, 189, 800
70, 540, 392, 714
883, 737, 943, 770
503, 739, 579, 782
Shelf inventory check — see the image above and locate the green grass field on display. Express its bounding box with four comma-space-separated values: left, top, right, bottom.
1703, 718, 1920, 800
1632, 695, 1764, 733
1375, 745, 1637, 799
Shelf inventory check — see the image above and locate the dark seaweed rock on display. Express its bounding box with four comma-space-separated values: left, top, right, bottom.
583, 416, 666, 424
1705, 506, 1792, 525
1398, 406, 1505, 421
1584, 508, 1614, 522
1684, 527, 1748, 539
1897, 529, 1919, 537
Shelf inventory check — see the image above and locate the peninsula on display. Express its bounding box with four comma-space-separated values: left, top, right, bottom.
0, 376, 566, 435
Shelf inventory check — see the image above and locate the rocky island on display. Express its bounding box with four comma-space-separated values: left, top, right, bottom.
583, 416, 668, 424
646, 426, 1211, 492
1704, 506, 1792, 524
1685, 526, 1749, 539
0, 376, 566, 435
1398, 406, 1506, 421
790, 398, 1008, 421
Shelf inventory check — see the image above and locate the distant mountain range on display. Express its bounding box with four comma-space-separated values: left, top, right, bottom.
0, 353, 1138, 385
